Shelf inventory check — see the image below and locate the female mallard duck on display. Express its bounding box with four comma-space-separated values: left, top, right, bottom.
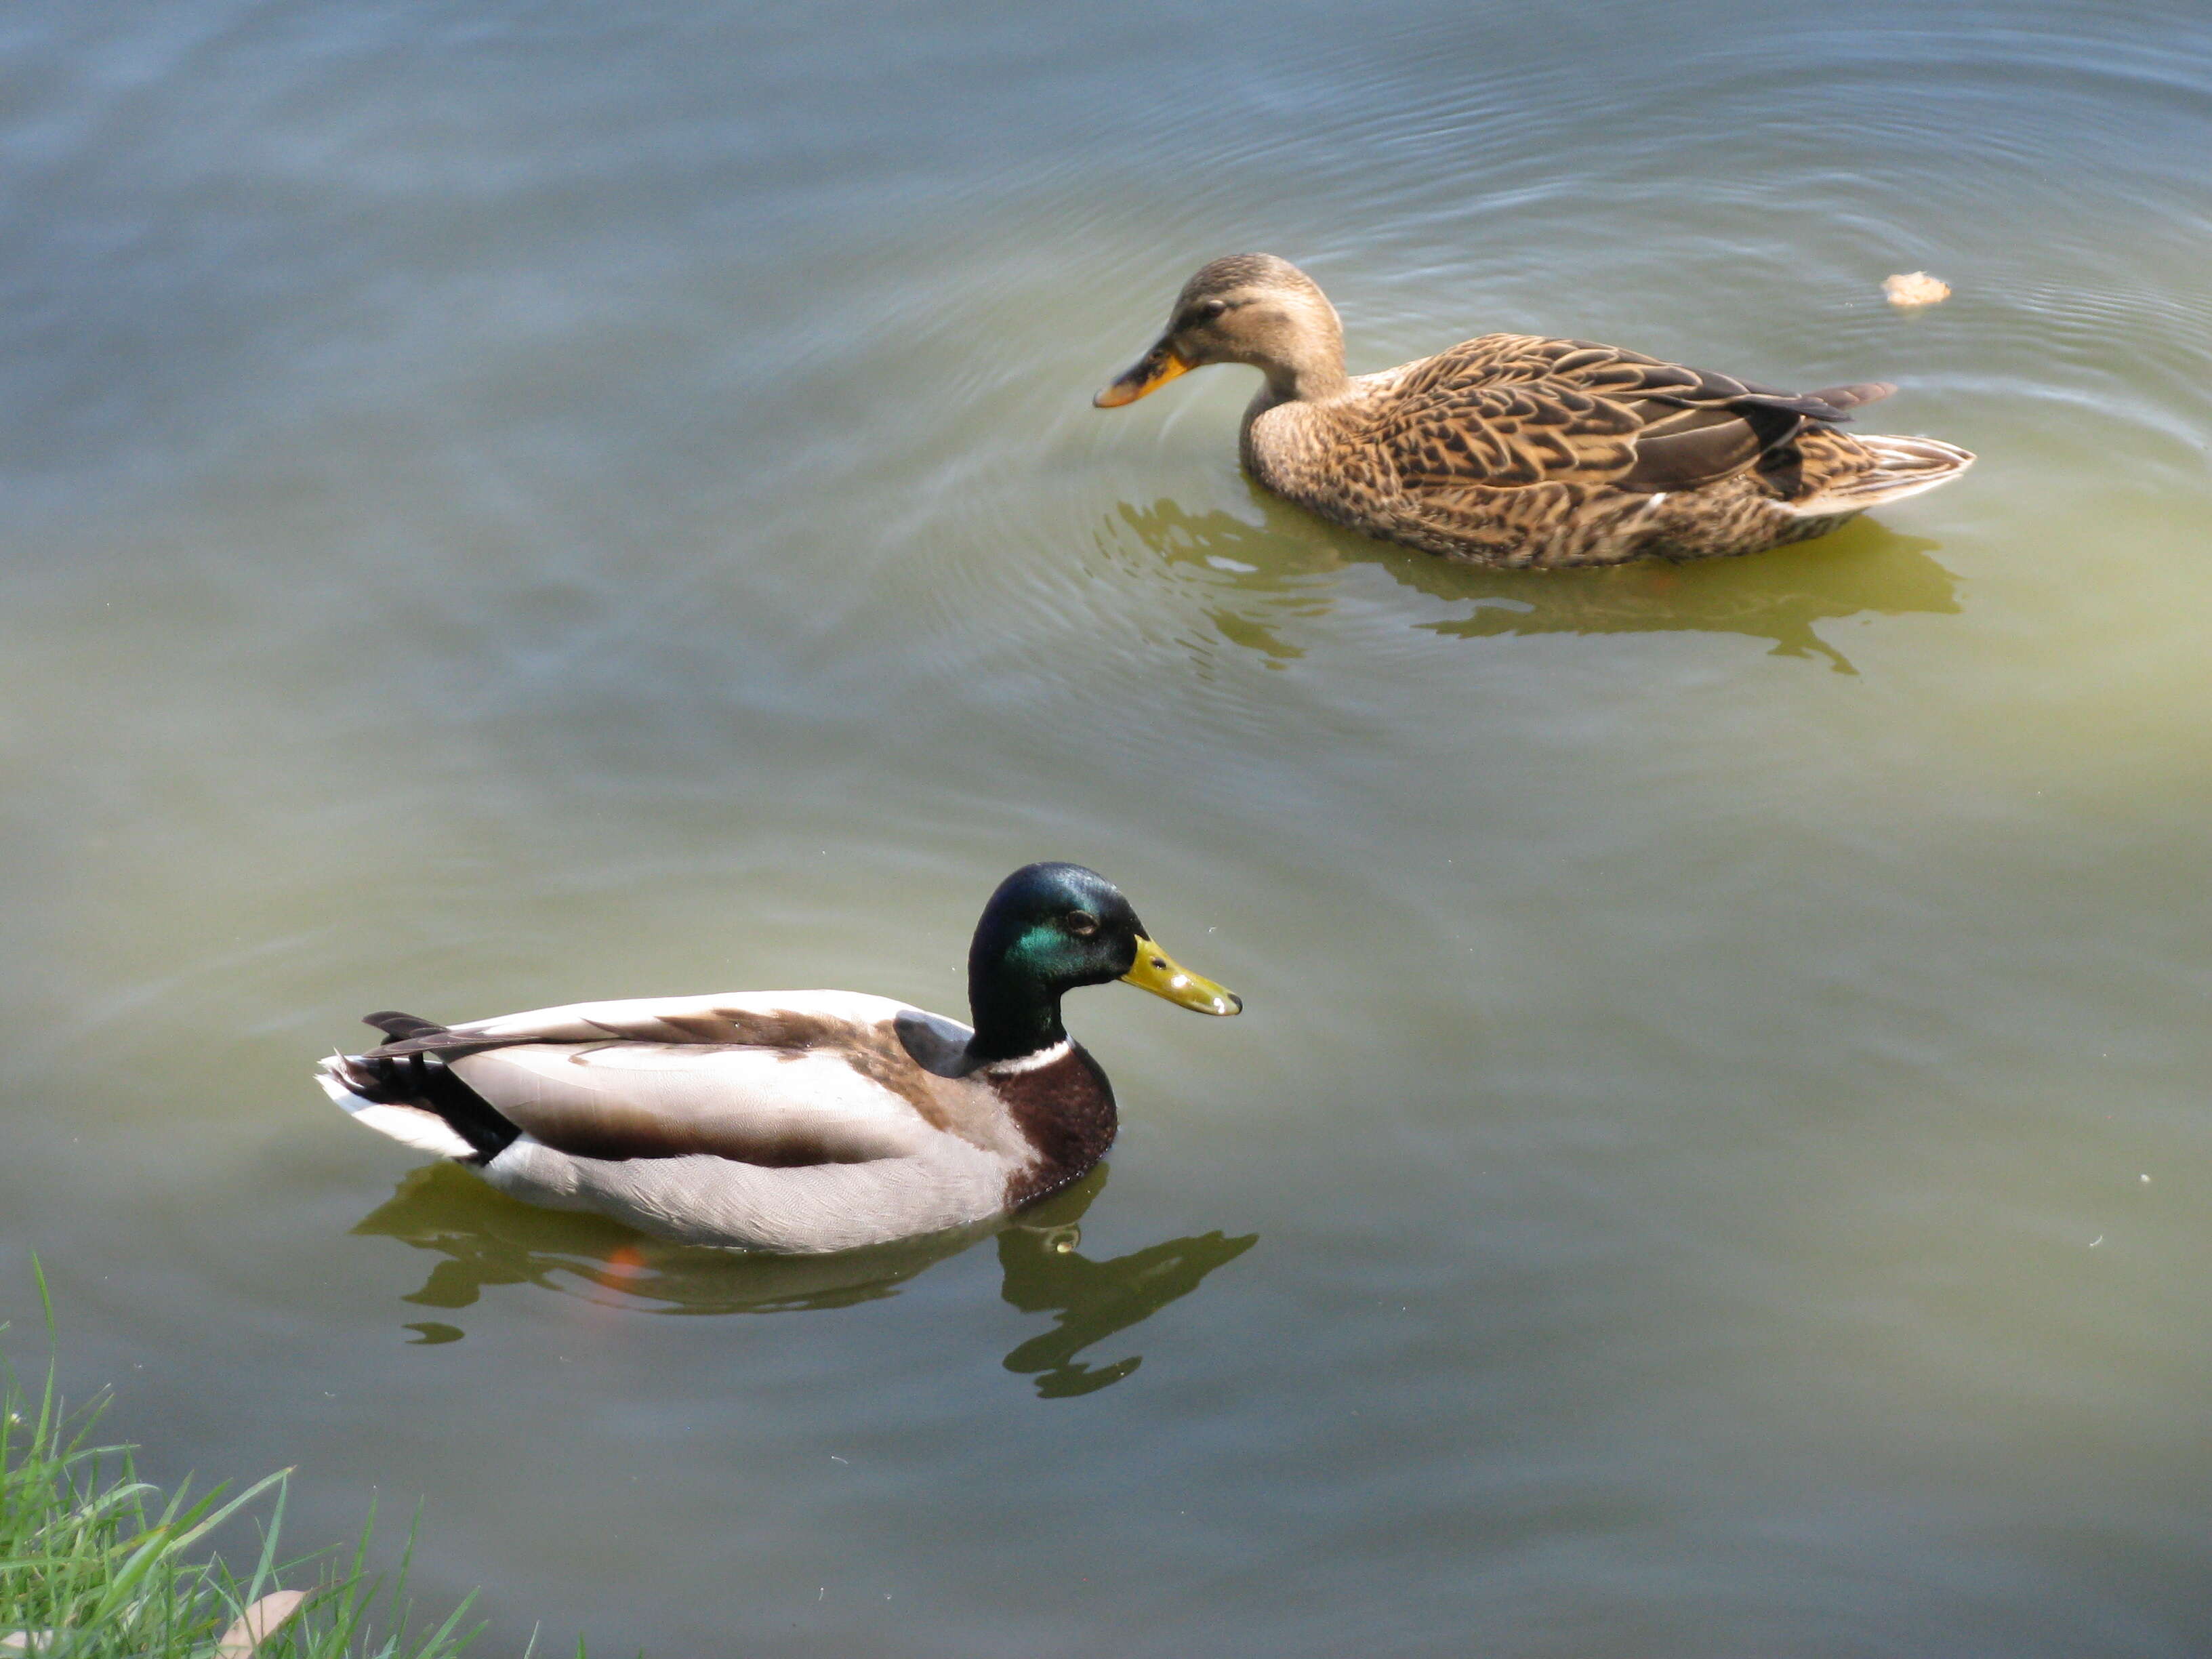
316, 863, 1239, 1253
1096, 253, 1973, 568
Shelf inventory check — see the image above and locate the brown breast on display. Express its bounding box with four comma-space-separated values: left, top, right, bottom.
989, 1044, 1119, 1208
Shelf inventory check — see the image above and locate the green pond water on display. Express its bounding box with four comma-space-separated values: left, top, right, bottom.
4, 1, 2211, 1654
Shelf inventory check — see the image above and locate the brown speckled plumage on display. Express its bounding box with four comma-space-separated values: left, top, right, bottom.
1098, 255, 1973, 569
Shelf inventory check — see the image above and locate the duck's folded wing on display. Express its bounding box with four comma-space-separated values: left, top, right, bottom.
447, 1042, 937, 1167
357, 991, 961, 1169
1370, 335, 1893, 496
362, 990, 922, 1058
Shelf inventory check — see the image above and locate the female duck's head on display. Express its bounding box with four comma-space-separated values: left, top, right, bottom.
966, 861, 1240, 1062
1094, 253, 1347, 407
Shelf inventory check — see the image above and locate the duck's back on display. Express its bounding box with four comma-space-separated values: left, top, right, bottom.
1245, 333, 1969, 567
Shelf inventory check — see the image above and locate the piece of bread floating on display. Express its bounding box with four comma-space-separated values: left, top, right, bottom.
1882, 272, 1952, 308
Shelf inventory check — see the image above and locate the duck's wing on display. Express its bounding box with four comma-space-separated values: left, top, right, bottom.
1362, 334, 1893, 497
361, 990, 934, 1058
354, 991, 975, 1168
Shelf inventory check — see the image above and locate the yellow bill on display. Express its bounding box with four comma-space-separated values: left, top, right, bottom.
1122, 936, 1242, 1015
1094, 343, 1193, 408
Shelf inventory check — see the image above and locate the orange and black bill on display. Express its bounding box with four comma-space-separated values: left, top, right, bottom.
1094, 340, 1193, 408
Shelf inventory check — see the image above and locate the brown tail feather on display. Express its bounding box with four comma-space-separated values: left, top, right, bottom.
1805, 381, 1896, 412
1788, 434, 1973, 514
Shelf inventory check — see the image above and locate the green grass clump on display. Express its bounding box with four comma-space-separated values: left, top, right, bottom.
1, 1270, 521, 1659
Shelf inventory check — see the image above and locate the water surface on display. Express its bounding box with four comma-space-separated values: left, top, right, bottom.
4, 2, 2211, 1654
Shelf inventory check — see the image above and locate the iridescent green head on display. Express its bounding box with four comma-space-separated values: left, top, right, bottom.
965, 862, 1240, 1062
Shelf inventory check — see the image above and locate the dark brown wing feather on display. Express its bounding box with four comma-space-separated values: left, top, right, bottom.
1364, 336, 1885, 499
361, 1004, 885, 1062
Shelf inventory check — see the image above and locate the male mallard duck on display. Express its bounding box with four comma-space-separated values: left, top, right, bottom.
1096, 253, 1973, 568
316, 863, 1240, 1253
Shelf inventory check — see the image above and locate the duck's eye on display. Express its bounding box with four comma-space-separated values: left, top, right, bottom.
1195, 298, 1229, 321
1066, 912, 1100, 937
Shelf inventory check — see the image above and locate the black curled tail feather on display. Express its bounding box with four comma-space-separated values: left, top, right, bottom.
359, 1008, 521, 1063
364, 1010, 445, 1042
345, 1011, 520, 1164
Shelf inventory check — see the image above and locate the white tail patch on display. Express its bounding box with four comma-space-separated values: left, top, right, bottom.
1787, 434, 1975, 516
316, 1058, 475, 1159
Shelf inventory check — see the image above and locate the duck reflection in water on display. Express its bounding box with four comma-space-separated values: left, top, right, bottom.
354, 1162, 1254, 1397
995, 1213, 1256, 1397
1111, 491, 1959, 675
